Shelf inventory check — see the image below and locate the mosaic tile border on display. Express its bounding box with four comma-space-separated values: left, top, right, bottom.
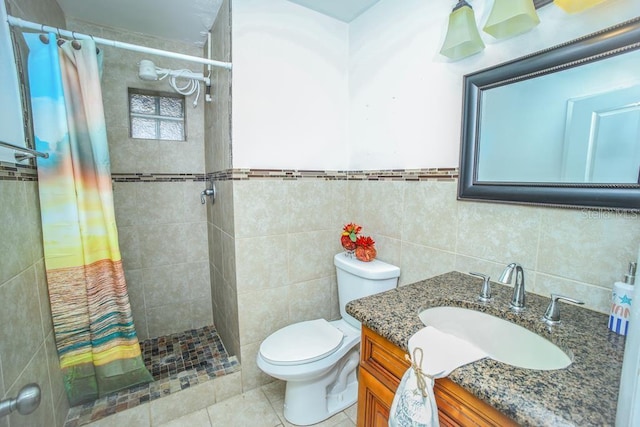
210, 167, 459, 182
1, 167, 459, 183
111, 173, 207, 182
0, 161, 38, 181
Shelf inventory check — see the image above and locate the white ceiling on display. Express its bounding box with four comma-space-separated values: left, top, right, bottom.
286, 0, 381, 23
55, 0, 223, 47
54, 0, 381, 47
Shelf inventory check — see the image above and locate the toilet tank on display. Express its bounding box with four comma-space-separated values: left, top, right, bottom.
334, 253, 400, 329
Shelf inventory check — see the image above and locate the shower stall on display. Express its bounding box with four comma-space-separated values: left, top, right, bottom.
0, 0, 238, 424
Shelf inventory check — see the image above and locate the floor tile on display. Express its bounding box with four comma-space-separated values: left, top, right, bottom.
207, 389, 281, 427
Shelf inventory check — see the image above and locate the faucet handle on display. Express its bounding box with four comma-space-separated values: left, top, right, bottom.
469, 272, 492, 302
542, 294, 585, 325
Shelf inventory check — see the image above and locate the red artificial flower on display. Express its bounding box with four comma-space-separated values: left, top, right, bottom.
355, 235, 375, 249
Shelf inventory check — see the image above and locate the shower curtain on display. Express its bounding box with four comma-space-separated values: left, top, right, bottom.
24, 33, 152, 406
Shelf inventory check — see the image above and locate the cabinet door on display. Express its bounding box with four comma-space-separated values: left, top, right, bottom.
357, 367, 396, 427
358, 326, 519, 427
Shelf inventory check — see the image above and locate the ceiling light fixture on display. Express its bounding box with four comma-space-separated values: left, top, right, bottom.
439, 0, 485, 61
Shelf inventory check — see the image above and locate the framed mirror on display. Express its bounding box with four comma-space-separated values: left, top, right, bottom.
459, 17, 640, 211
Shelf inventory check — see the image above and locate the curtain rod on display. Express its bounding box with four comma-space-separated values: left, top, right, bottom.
0, 140, 49, 160
6, 15, 232, 70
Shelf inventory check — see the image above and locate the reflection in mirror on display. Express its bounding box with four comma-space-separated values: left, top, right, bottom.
477, 49, 640, 184
459, 18, 640, 211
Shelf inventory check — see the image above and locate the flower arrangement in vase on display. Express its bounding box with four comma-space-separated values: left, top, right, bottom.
355, 235, 377, 262
340, 223, 377, 262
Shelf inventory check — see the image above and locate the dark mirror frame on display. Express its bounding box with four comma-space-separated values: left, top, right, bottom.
458, 18, 640, 212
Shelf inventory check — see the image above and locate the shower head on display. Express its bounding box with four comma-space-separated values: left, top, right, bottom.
138, 59, 158, 81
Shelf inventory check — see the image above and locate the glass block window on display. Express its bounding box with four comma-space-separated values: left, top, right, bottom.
129, 89, 186, 141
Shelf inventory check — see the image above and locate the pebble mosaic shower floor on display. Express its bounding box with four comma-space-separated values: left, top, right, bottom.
64, 325, 240, 427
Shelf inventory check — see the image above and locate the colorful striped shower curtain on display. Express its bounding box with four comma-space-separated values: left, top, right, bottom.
24, 33, 152, 406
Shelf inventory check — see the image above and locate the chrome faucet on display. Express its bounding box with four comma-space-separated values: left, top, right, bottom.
498, 263, 526, 311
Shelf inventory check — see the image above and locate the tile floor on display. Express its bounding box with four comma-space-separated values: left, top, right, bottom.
64, 325, 241, 427
82, 378, 357, 427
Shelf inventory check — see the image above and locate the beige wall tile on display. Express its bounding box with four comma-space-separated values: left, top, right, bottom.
146, 302, 193, 338
208, 224, 223, 272
367, 234, 402, 273
233, 180, 289, 238
7, 0, 65, 26
137, 223, 196, 267
402, 181, 458, 251
348, 181, 405, 239
117, 225, 142, 270
0, 182, 34, 283
221, 230, 237, 288
240, 342, 273, 391
454, 255, 511, 286
183, 181, 208, 223
53, 387, 70, 427
142, 263, 194, 308
44, 332, 64, 409
112, 182, 137, 227
538, 209, 639, 288
6, 345, 53, 427
288, 230, 339, 284
133, 182, 186, 225
213, 371, 242, 402
0, 268, 45, 388
398, 242, 456, 287
191, 297, 214, 329
35, 260, 53, 338
288, 277, 332, 324
238, 287, 290, 345
534, 273, 611, 314
288, 180, 342, 231
211, 180, 234, 235
236, 235, 289, 294
456, 201, 540, 268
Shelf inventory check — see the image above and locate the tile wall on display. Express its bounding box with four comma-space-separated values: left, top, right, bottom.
205, 0, 240, 360
64, 19, 215, 340
0, 169, 69, 427
228, 170, 639, 391
1, 7, 63, 427
0, 2, 69, 426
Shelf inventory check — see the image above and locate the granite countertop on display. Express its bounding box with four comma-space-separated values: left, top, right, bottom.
346, 271, 627, 427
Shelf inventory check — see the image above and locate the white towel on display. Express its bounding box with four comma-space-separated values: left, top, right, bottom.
409, 326, 488, 377
388, 326, 488, 427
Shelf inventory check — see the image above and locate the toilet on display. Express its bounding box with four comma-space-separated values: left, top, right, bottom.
256, 253, 400, 425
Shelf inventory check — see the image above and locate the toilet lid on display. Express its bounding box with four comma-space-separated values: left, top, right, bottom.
260, 319, 344, 366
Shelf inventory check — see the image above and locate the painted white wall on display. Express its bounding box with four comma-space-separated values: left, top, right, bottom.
231, 0, 350, 170
232, 0, 640, 171
348, 0, 640, 170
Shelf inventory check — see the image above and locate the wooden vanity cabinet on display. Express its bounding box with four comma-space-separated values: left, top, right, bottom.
357, 325, 518, 427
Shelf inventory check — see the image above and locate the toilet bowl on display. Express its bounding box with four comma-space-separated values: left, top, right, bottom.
257, 253, 400, 426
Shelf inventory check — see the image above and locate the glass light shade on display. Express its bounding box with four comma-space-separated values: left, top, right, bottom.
439, 2, 485, 61
554, 0, 607, 13
483, 0, 540, 39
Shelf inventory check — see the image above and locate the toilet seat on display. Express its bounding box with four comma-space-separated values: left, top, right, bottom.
259, 319, 344, 366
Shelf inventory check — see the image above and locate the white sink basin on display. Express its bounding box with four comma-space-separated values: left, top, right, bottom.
418, 306, 571, 370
